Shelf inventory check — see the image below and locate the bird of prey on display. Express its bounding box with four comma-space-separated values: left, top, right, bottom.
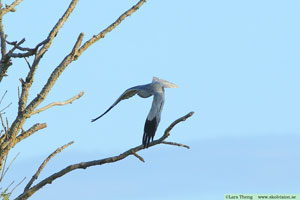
91, 77, 178, 148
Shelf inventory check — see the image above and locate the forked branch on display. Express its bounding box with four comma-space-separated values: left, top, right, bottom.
16, 123, 47, 143
37, 0, 79, 57
1, 123, 47, 156
1, 0, 23, 15
15, 112, 194, 200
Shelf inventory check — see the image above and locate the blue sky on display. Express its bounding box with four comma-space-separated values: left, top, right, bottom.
0, 0, 300, 199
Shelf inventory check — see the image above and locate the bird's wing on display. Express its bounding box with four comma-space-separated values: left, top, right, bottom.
152, 77, 179, 88
91, 87, 140, 122
142, 91, 165, 147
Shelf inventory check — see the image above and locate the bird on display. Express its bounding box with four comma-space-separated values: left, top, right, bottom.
91, 77, 178, 148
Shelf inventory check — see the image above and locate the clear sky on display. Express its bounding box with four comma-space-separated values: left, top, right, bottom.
0, 0, 300, 199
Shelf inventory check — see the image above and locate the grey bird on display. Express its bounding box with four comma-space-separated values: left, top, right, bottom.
91, 77, 178, 148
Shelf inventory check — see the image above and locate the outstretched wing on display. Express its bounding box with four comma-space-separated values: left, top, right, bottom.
142, 91, 165, 147
91, 87, 139, 122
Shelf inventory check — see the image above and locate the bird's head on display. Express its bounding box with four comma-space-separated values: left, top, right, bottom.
152, 77, 179, 88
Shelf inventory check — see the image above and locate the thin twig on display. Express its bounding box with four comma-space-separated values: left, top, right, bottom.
9, 177, 26, 196
131, 150, 145, 163
6, 38, 49, 58
6, 38, 25, 56
5, 117, 8, 130
0, 152, 20, 182
0, 90, 7, 104
161, 141, 190, 149
23, 57, 31, 69
70, 32, 84, 60
4, 180, 14, 193
6, 38, 47, 52
0, 102, 12, 113
0, 112, 6, 132
31, 91, 84, 115
162, 112, 195, 139
18, 86, 20, 99
0, 38, 26, 81
24, 141, 74, 191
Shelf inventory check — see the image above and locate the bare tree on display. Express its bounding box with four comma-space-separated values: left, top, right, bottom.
0, 0, 194, 199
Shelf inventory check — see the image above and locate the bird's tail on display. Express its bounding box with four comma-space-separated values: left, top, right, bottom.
143, 117, 158, 148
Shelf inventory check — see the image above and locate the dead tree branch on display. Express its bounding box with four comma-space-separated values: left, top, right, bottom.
17, 0, 79, 115
6, 38, 47, 54
23, 33, 84, 117
0, 0, 81, 167
161, 141, 190, 149
1, 0, 23, 15
16, 123, 47, 143
0, 123, 47, 158
24, 141, 74, 191
0, 1, 182, 200
6, 39, 47, 59
6, 38, 25, 56
37, 0, 79, 58
131, 150, 145, 163
15, 112, 194, 200
77, 0, 146, 58
31, 91, 84, 115
0, 0, 23, 82
0, 0, 146, 174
